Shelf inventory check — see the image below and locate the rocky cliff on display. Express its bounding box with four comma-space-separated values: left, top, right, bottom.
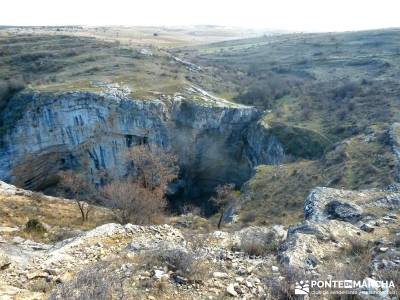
279, 186, 400, 298
0, 85, 284, 200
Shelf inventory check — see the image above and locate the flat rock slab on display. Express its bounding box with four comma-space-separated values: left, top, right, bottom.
0, 227, 19, 233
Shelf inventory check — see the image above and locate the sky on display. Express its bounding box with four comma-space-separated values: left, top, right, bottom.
1, 0, 400, 32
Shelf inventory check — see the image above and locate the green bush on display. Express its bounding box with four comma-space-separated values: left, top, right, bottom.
25, 218, 47, 233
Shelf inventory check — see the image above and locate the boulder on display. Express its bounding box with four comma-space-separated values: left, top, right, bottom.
226, 283, 238, 297
324, 200, 362, 223
280, 186, 400, 275
213, 272, 229, 279
360, 223, 375, 233
0, 253, 10, 270
304, 187, 363, 222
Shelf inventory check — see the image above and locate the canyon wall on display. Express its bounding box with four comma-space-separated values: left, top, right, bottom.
0, 89, 284, 199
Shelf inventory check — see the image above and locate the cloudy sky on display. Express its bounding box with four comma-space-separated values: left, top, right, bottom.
1, 0, 399, 32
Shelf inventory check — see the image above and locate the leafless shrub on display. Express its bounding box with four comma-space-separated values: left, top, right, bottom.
0, 77, 25, 105
181, 203, 202, 216
51, 228, 82, 242
125, 144, 178, 191
30, 191, 47, 203
346, 238, 369, 256
211, 183, 239, 229
58, 170, 95, 222
102, 179, 165, 225
140, 247, 209, 283
49, 261, 123, 300
263, 276, 296, 300
324, 238, 371, 281
262, 266, 305, 300
333, 80, 362, 101
102, 145, 178, 225
241, 210, 257, 224
239, 230, 278, 256
185, 233, 209, 252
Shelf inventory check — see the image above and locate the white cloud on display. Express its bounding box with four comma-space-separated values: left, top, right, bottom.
1, 0, 399, 32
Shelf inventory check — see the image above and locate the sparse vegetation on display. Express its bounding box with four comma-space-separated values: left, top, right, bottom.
58, 170, 96, 222
0, 190, 112, 243
239, 230, 278, 256
102, 145, 178, 225
139, 247, 210, 283
377, 267, 400, 297
102, 179, 165, 224
49, 261, 123, 300
1, 26, 400, 300
241, 161, 322, 226
210, 183, 239, 229
25, 218, 47, 234
323, 237, 372, 282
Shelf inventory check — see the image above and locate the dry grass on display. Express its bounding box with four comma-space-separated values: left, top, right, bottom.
320, 237, 371, 282
48, 250, 210, 300
137, 247, 210, 283
0, 193, 113, 242
241, 161, 322, 226
0, 26, 261, 48
377, 267, 400, 297
48, 261, 122, 300
239, 230, 279, 257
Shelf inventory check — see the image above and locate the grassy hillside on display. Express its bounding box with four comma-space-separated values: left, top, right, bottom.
0, 34, 196, 98
0, 25, 267, 47
177, 29, 400, 139
1, 28, 399, 227
241, 126, 395, 226
174, 29, 400, 225
0, 190, 113, 243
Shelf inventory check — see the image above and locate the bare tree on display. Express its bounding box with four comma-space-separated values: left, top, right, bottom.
125, 144, 178, 192
102, 145, 178, 224
102, 180, 165, 224
58, 170, 94, 222
211, 183, 238, 229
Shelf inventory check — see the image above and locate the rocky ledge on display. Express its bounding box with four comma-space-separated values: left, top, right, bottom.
0, 86, 283, 200
0, 222, 287, 299
279, 186, 400, 299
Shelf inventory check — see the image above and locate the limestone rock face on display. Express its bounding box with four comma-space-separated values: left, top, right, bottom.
304, 187, 364, 223
280, 186, 400, 278
0, 90, 283, 197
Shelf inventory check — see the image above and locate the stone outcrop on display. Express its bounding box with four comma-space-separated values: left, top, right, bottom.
279, 186, 400, 298
0, 86, 283, 200
0, 221, 282, 299
0, 180, 284, 299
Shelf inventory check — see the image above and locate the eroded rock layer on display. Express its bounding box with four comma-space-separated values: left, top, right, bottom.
0, 88, 283, 199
